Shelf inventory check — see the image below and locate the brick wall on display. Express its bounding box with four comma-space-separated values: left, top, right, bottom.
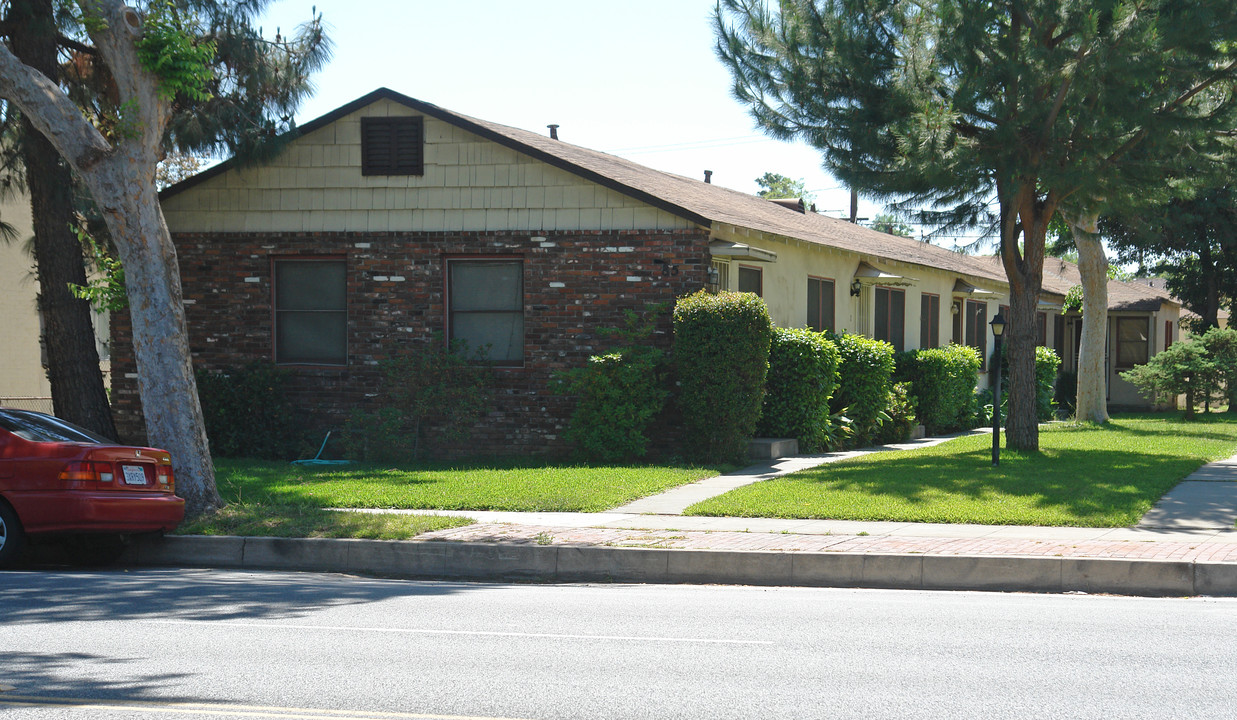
111, 229, 710, 456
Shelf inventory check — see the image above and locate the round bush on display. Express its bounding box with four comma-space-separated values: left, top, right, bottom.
757, 328, 840, 452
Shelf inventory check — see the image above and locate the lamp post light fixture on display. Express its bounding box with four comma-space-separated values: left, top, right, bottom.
990, 311, 1006, 466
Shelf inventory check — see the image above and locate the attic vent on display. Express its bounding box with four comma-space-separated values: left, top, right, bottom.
361, 116, 424, 176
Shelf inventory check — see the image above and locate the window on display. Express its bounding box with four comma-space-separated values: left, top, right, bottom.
808, 277, 835, 332
361, 116, 424, 176
274, 259, 347, 365
1037, 312, 1048, 347
952, 301, 963, 344
1116, 317, 1149, 369
737, 265, 762, 296
965, 300, 988, 370
1165, 320, 1174, 351
874, 287, 905, 352
920, 293, 940, 348
1054, 314, 1066, 358
448, 259, 524, 365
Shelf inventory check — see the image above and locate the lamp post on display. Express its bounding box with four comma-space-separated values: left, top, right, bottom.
990, 312, 1006, 466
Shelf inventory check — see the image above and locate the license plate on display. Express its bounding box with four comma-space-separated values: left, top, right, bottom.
122, 465, 147, 485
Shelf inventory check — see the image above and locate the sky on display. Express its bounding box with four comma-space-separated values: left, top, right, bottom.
255, 0, 905, 232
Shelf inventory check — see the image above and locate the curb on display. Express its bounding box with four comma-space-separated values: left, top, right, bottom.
125, 536, 1237, 597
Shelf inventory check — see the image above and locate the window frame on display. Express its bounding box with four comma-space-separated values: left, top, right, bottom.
807, 276, 836, 332
920, 292, 940, 349
874, 285, 906, 353
271, 256, 348, 366
1115, 316, 1150, 369
737, 265, 763, 297
445, 256, 526, 368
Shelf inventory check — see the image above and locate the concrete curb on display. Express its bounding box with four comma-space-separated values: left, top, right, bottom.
125, 535, 1237, 597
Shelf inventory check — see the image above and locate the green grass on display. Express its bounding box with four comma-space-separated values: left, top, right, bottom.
211, 458, 726, 513
685, 413, 1237, 527
175, 503, 472, 539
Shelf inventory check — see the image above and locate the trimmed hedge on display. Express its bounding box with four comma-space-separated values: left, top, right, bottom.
673, 291, 773, 463
560, 347, 667, 462
828, 332, 895, 447
757, 327, 841, 452
196, 362, 306, 459
912, 344, 982, 433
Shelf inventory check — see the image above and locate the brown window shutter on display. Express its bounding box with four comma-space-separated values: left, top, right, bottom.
361, 116, 424, 176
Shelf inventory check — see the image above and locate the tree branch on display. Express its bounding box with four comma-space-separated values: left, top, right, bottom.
0, 42, 112, 171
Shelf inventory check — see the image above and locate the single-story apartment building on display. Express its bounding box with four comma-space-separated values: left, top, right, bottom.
109, 88, 1179, 450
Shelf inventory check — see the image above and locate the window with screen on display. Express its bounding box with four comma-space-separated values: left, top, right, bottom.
737, 266, 762, 296
874, 287, 905, 352
274, 259, 347, 365
920, 293, 940, 348
1116, 317, 1149, 369
808, 277, 835, 332
448, 259, 524, 365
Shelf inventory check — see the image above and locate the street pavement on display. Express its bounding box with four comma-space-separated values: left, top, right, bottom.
125, 430, 1237, 597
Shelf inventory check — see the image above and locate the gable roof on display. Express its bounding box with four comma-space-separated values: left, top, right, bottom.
162, 88, 1010, 285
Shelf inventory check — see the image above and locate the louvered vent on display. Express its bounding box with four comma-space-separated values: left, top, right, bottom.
361, 116, 424, 176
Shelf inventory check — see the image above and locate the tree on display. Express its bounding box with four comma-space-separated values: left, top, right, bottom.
1104, 184, 1237, 334
755, 171, 813, 202
868, 213, 914, 238
716, 0, 1237, 448
0, 0, 328, 516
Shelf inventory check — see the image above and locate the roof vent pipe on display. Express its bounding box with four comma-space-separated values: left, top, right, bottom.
704, 170, 713, 184
547, 124, 559, 140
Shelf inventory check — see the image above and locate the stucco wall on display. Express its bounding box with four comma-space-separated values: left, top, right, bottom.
161, 99, 694, 235
0, 195, 50, 402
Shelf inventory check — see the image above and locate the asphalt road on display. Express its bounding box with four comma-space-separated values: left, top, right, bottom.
1, 568, 1234, 719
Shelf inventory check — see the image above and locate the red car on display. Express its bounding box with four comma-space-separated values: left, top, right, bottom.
0, 407, 185, 567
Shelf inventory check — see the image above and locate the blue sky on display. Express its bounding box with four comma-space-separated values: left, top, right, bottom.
257, 0, 894, 227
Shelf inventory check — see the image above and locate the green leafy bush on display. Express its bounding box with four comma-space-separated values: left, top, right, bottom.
828, 332, 895, 447
1198, 326, 1237, 410
876, 381, 917, 444
757, 328, 841, 452
1121, 339, 1211, 418
673, 291, 773, 463
997, 345, 1063, 421
558, 308, 669, 462
343, 336, 491, 461
196, 363, 306, 459
910, 344, 982, 433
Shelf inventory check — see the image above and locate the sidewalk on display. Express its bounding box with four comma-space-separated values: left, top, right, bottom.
127, 432, 1237, 597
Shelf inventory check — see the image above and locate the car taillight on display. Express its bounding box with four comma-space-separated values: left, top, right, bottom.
60, 461, 113, 490
156, 461, 174, 491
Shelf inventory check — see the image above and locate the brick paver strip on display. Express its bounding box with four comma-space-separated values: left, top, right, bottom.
419, 523, 1237, 563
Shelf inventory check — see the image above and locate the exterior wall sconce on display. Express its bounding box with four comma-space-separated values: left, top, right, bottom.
706, 265, 720, 292
850, 279, 862, 296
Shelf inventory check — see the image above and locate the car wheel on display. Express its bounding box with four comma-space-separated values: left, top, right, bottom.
0, 502, 26, 568
65, 534, 129, 567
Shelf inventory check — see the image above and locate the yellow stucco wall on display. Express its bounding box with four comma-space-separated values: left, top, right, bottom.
0, 194, 49, 401
161, 99, 694, 234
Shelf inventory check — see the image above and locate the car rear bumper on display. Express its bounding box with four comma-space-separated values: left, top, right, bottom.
4, 490, 186, 535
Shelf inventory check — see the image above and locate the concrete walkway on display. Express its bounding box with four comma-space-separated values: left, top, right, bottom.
1137, 456, 1237, 530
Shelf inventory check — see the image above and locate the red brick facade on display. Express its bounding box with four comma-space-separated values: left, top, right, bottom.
111, 229, 710, 456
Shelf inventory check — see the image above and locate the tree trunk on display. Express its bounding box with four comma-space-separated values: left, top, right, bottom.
1072, 216, 1110, 424
1000, 190, 1050, 452
10, 0, 117, 440
94, 175, 222, 516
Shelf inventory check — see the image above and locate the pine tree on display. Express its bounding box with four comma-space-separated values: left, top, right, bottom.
716, 0, 1237, 448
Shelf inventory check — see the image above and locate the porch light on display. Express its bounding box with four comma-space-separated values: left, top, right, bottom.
706, 265, 720, 292
850, 279, 862, 296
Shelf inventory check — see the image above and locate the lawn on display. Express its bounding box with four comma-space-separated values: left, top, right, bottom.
209, 458, 726, 513
175, 503, 473, 539
684, 413, 1237, 527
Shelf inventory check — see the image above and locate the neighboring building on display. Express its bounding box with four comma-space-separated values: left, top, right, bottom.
109, 88, 1175, 450
0, 193, 50, 411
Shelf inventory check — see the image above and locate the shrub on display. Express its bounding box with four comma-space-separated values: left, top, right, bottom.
876, 381, 917, 444
1054, 370, 1077, 416
757, 328, 841, 452
1121, 339, 1211, 418
343, 335, 491, 461
196, 362, 306, 459
558, 308, 669, 462
1198, 326, 1237, 410
997, 344, 1063, 421
911, 344, 982, 433
828, 332, 895, 447
673, 290, 773, 463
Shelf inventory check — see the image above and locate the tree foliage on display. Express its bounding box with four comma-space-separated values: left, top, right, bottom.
755, 171, 813, 202
715, 0, 1237, 450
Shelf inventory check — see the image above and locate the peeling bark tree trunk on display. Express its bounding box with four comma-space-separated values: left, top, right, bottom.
0, 0, 221, 516
10, 0, 117, 440
1071, 213, 1110, 424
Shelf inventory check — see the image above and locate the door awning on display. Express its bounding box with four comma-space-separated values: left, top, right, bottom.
854, 261, 915, 287
709, 240, 777, 263
952, 279, 999, 296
